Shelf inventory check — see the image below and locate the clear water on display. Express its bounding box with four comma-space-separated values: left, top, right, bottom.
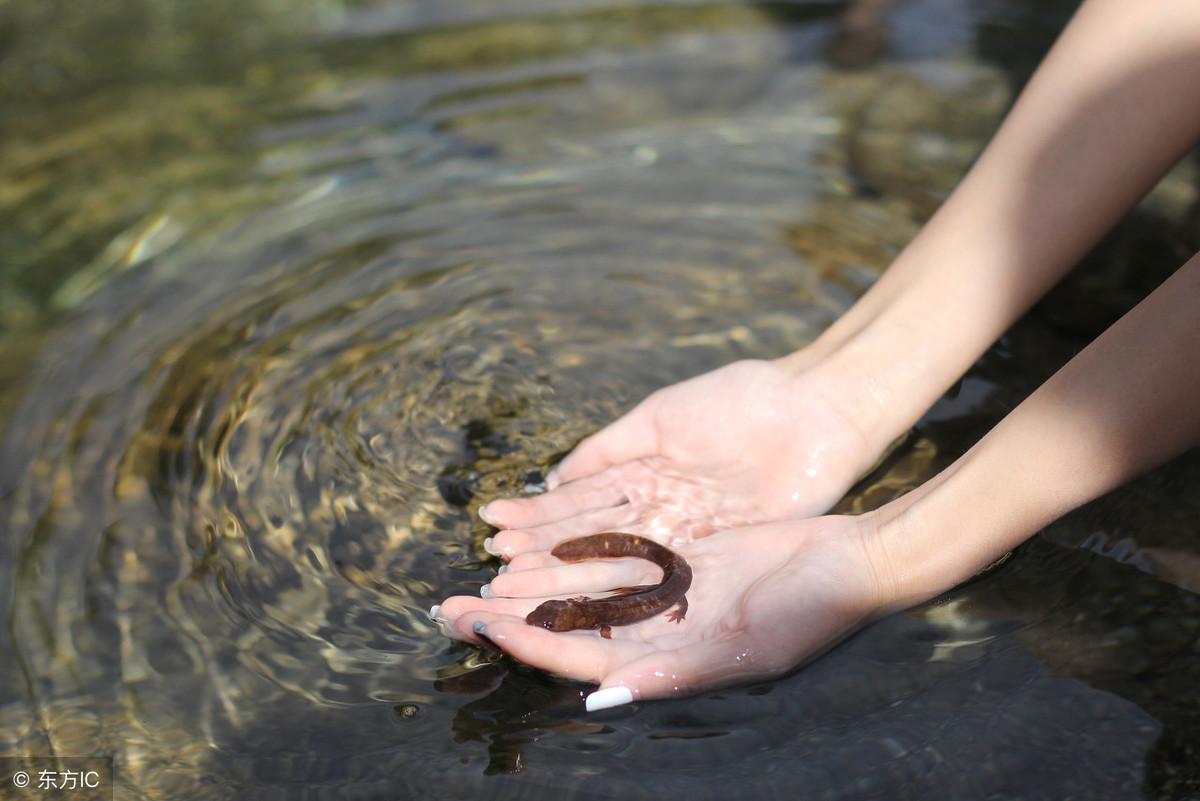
2, 0, 1200, 798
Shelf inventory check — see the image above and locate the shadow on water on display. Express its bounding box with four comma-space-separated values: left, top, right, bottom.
2, 0, 1200, 798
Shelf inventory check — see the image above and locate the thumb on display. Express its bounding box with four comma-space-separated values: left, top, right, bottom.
583, 643, 749, 711
550, 399, 660, 488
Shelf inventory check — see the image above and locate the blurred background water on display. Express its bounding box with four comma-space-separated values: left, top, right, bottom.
2, 0, 1200, 798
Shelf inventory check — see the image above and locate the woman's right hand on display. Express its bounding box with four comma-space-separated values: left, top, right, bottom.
480, 356, 889, 555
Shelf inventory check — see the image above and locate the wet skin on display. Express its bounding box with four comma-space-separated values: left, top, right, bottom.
524, 533, 693, 639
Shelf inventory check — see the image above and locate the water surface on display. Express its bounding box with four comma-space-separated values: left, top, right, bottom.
3, 1, 1200, 798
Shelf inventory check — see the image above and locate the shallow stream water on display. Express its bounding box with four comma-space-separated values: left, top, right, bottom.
3, 1, 1200, 798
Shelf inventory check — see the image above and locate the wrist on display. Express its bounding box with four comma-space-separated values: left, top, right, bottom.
857, 486, 986, 614
775, 323, 951, 474
862, 440, 1055, 613
770, 350, 891, 485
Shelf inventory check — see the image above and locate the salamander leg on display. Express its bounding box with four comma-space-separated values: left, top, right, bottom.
600, 625, 612, 639
666, 596, 688, 623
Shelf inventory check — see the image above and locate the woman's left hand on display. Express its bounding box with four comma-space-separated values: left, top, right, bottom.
434, 515, 888, 709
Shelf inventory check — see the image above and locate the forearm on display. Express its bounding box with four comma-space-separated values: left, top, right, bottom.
786, 0, 1200, 453
869, 251, 1200, 609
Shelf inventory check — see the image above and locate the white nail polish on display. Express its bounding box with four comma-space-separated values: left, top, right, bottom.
585, 686, 634, 712
483, 537, 498, 555
479, 505, 497, 525
472, 621, 487, 634
428, 605, 442, 621
497, 565, 508, 574
480, 583, 493, 599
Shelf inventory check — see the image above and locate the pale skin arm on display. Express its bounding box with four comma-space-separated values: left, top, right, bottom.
441, 251, 1200, 709
868, 251, 1200, 611
479, 0, 1200, 540
793, 0, 1200, 462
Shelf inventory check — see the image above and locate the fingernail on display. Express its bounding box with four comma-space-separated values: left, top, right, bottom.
585, 686, 634, 712
497, 564, 508, 574
546, 469, 560, 489
479, 505, 498, 525
480, 583, 493, 599
428, 604, 443, 622
472, 621, 487, 634
483, 537, 513, 557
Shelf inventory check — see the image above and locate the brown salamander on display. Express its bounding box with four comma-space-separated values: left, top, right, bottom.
524, 532, 692, 639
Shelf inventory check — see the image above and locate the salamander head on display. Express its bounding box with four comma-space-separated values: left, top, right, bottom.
525, 599, 581, 631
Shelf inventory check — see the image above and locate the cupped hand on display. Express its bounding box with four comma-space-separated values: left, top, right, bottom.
436, 515, 886, 708
482, 358, 882, 552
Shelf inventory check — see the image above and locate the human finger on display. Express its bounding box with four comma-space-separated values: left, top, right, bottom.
547, 402, 659, 488
480, 473, 628, 530
486, 557, 661, 600
582, 640, 764, 711
484, 504, 638, 559
455, 611, 636, 684
435, 594, 543, 636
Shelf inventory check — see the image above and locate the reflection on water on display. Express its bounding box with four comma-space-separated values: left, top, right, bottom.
2, 0, 1200, 798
